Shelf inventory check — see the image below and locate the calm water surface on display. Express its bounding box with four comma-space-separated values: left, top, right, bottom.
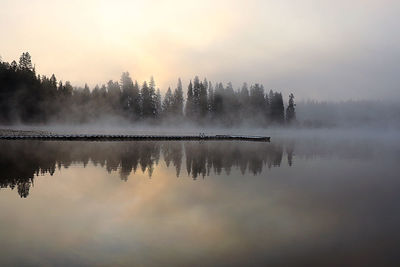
1, 132, 400, 266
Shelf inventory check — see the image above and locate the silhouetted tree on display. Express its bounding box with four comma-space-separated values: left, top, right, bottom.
148, 76, 158, 118
286, 93, 296, 123
172, 78, 184, 116
162, 87, 173, 116
213, 82, 224, 119
199, 78, 208, 117
120, 72, 135, 117
18, 52, 33, 71
270, 92, 285, 123
141, 81, 153, 118
207, 81, 214, 113
192, 76, 201, 118
155, 88, 162, 118
185, 80, 194, 118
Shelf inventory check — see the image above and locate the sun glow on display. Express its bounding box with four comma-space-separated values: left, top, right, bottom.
1, 0, 399, 99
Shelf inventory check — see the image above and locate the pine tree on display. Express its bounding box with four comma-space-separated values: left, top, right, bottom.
149, 76, 156, 91
192, 76, 201, 117
249, 83, 265, 113
163, 87, 173, 116
82, 83, 90, 103
106, 80, 121, 113
10, 60, 17, 70
278, 93, 285, 123
265, 92, 270, 121
50, 74, 57, 89
120, 72, 134, 113
271, 92, 285, 123
185, 80, 194, 118
199, 78, 208, 117
148, 76, 157, 117
240, 83, 249, 103
207, 81, 214, 113
239, 82, 250, 120
132, 81, 141, 119
64, 82, 73, 96
268, 90, 274, 121
172, 78, 184, 116
141, 81, 152, 117
268, 90, 274, 106
155, 88, 162, 118
213, 82, 224, 118
286, 93, 296, 123
18, 52, 33, 71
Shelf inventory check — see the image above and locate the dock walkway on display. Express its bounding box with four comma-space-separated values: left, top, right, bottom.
0, 134, 270, 142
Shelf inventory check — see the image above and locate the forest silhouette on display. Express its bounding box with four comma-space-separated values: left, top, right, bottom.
0, 52, 296, 125
0, 141, 290, 198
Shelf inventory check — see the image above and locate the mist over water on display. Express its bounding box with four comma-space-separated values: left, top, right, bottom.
1, 131, 399, 266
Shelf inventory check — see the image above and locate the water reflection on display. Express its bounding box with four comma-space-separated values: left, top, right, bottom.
1, 135, 400, 266
0, 141, 289, 198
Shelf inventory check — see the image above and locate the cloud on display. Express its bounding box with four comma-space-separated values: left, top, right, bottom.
0, 0, 399, 100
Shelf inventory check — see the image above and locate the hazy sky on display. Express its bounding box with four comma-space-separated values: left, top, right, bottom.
0, 0, 399, 100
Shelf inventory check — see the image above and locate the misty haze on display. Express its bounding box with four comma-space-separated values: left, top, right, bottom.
1, 1, 400, 266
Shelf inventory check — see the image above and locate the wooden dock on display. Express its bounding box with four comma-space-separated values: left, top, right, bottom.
0, 134, 270, 142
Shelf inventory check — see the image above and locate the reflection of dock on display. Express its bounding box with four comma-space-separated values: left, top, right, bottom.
0, 134, 270, 142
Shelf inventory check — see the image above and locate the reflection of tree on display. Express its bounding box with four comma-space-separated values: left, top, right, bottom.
286, 141, 295, 166
0, 141, 289, 198
184, 142, 285, 178
162, 142, 183, 177
185, 142, 207, 179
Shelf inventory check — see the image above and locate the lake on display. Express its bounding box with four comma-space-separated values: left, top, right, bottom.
1, 130, 399, 266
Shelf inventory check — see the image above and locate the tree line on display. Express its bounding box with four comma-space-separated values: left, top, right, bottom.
0, 52, 296, 125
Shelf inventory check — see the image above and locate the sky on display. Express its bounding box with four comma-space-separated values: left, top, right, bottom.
0, 0, 399, 101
